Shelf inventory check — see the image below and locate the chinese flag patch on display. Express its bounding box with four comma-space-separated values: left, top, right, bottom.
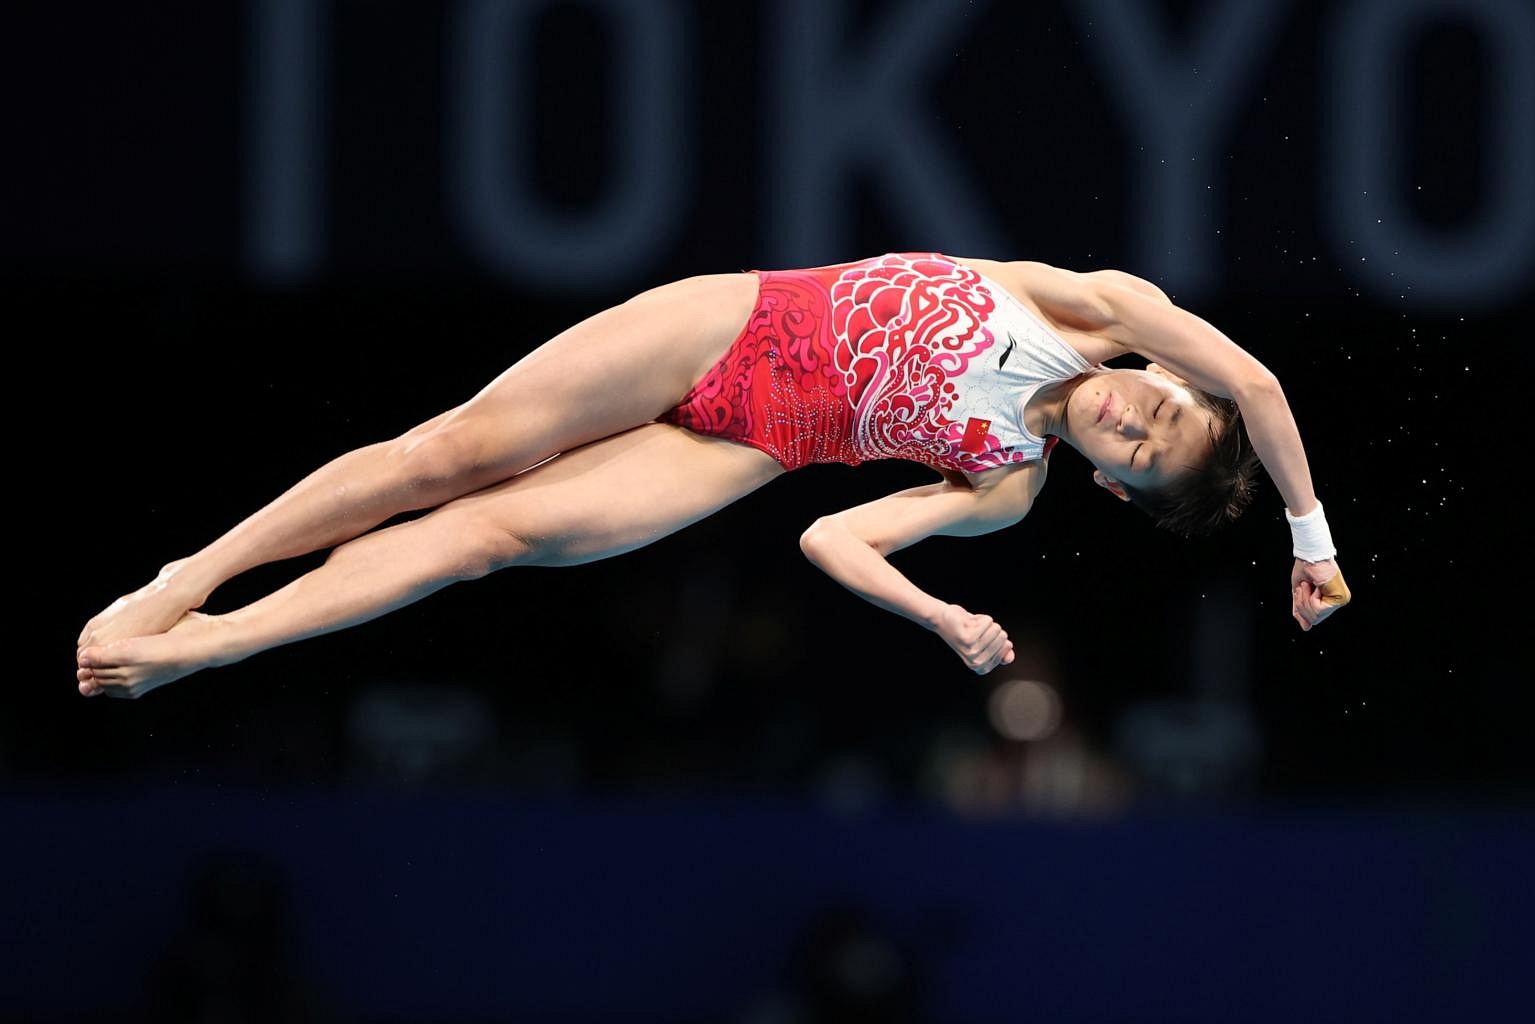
959, 417, 992, 454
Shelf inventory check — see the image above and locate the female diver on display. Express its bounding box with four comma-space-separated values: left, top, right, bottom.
75, 252, 1351, 699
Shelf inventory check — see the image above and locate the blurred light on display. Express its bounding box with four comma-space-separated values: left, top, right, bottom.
988, 678, 1062, 742
345, 683, 496, 786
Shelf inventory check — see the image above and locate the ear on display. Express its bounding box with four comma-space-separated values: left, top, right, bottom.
1093, 469, 1130, 502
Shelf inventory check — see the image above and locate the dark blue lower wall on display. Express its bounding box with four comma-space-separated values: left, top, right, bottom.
5, 784, 1530, 1023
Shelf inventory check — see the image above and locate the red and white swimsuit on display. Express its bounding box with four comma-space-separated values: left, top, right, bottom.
658, 252, 1094, 474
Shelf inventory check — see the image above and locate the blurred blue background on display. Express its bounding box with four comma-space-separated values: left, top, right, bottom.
10, 0, 1532, 1021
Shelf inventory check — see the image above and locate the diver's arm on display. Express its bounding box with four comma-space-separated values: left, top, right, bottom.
1092, 280, 1350, 625
1223, 375, 1319, 518
1095, 285, 1320, 515
1094, 281, 1275, 400
799, 462, 1045, 674
799, 510, 950, 631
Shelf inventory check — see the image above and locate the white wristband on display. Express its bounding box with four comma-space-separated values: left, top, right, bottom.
1285, 501, 1337, 562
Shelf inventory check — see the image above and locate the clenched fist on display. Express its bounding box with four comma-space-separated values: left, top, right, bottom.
1291, 557, 1351, 631
934, 603, 1015, 675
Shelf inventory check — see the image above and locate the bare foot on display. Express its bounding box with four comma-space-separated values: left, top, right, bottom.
77, 559, 208, 652
76, 610, 233, 700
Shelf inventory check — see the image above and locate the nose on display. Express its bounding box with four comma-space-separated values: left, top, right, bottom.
1118, 404, 1148, 439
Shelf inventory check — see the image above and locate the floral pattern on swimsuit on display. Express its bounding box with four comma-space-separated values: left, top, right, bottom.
658, 252, 1060, 473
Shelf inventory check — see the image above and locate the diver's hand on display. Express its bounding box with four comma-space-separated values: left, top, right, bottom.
934, 603, 1015, 674
1291, 558, 1350, 631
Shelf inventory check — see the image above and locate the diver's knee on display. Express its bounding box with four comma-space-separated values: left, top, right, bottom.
391, 422, 486, 487
478, 520, 549, 573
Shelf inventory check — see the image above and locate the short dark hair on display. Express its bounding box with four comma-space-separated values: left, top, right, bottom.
1119, 389, 1261, 538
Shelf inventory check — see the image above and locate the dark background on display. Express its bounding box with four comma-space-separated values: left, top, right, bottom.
9, 1, 1532, 1022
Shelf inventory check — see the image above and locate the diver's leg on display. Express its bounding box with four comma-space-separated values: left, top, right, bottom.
412, 271, 759, 481
77, 272, 758, 650
77, 408, 470, 651
76, 424, 783, 699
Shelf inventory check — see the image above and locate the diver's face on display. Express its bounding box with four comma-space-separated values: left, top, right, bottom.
1066, 365, 1217, 499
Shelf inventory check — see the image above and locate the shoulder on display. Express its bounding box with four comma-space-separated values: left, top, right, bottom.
952, 257, 1170, 307
1024, 263, 1171, 307
1080, 268, 1172, 304
948, 257, 1112, 330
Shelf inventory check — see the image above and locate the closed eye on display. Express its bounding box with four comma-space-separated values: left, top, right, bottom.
1133, 401, 1166, 470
